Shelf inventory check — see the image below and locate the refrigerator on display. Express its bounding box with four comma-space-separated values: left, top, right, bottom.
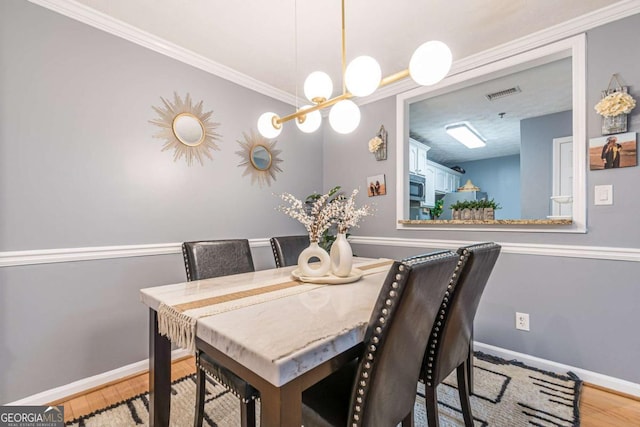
439, 191, 487, 220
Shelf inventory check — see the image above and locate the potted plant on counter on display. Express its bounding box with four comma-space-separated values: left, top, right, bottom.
478, 198, 501, 220
449, 200, 471, 220
449, 199, 501, 220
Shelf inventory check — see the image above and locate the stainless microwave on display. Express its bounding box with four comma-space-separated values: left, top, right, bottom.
409, 173, 425, 201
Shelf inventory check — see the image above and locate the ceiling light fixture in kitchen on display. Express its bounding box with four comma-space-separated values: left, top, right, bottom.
445, 122, 487, 149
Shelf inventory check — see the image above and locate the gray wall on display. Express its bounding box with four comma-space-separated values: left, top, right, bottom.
457, 154, 521, 219
324, 14, 640, 383
0, 2, 318, 403
2, 1, 639, 405
520, 110, 573, 218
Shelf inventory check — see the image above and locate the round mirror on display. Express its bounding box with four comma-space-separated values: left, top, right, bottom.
172, 113, 205, 146
250, 145, 272, 171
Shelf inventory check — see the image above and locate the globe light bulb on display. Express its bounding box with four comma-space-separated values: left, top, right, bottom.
345, 56, 382, 97
409, 40, 453, 86
304, 71, 333, 103
295, 106, 322, 133
257, 112, 282, 138
329, 100, 360, 134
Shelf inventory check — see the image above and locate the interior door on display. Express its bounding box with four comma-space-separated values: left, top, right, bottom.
552, 136, 573, 217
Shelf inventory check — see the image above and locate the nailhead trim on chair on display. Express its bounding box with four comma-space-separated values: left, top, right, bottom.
269, 239, 283, 268
196, 352, 258, 403
350, 251, 457, 427
423, 250, 468, 387
423, 242, 496, 387
181, 243, 192, 281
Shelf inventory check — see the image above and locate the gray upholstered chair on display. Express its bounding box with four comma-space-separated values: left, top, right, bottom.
181, 240, 258, 427
421, 242, 501, 427
270, 235, 309, 267
301, 250, 461, 427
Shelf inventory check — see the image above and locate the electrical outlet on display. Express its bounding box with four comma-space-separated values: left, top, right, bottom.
515, 312, 530, 331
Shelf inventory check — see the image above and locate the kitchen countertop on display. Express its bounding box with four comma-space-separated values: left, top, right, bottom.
399, 218, 573, 225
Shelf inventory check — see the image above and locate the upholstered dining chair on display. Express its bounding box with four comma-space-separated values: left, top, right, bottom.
421, 242, 501, 427
269, 235, 309, 267
301, 250, 462, 427
181, 240, 259, 427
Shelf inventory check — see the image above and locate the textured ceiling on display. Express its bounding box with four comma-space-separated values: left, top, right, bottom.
410, 58, 573, 165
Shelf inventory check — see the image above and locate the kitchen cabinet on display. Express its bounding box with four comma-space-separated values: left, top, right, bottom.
409, 139, 430, 175
423, 165, 436, 207
409, 143, 418, 174
427, 159, 463, 194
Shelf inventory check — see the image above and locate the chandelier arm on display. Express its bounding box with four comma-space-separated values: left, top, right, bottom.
275, 67, 411, 127
277, 93, 352, 125
379, 69, 410, 88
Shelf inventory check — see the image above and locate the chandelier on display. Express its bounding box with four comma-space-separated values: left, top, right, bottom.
257, 0, 453, 138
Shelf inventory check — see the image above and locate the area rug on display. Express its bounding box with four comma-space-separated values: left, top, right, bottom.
65, 352, 581, 426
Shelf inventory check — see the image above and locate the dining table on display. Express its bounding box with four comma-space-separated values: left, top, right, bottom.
139, 257, 394, 427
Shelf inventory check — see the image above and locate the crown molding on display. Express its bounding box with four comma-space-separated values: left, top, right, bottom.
360, 0, 640, 106
27, 0, 298, 106
29, 1, 640, 107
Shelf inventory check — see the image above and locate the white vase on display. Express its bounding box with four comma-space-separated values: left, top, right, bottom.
330, 233, 353, 277
297, 241, 331, 277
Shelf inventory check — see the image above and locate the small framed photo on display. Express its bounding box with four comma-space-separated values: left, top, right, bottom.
589, 132, 637, 170
367, 174, 386, 197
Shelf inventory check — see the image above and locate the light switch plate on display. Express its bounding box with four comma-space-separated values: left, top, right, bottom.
594, 185, 613, 205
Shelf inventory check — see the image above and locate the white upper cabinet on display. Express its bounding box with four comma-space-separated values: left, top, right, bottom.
428, 159, 462, 193
409, 138, 430, 175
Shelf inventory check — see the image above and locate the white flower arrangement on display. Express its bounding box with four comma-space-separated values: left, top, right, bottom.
594, 91, 636, 117
277, 188, 374, 242
334, 189, 374, 233
368, 136, 383, 153
277, 192, 343, 242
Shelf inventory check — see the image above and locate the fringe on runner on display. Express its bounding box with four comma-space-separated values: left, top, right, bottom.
158, 303, 197, 353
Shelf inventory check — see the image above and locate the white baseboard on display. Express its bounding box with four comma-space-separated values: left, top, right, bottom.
474, 341, 640, 398
9, 342, 639, 406
6, 349, 191, 406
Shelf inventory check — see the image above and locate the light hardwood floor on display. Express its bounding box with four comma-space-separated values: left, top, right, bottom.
51, 357, 640, 425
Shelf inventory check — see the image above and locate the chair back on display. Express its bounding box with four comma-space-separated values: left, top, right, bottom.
424, 242, 501, 386
347, 251, 460, 426
182, 239, 255, 281
270, 235, 309, 267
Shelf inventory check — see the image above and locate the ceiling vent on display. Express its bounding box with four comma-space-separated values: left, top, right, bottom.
485, 86, 521, 101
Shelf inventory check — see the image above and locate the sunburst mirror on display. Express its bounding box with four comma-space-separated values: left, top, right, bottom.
236, 130, 283, 187
149, 92, 221, 166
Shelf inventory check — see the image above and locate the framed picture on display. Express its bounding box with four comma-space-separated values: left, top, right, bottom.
367, 174, 386, 197
589, 132, 637, 170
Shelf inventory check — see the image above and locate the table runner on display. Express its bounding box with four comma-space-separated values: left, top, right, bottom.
157, 259, 394, 352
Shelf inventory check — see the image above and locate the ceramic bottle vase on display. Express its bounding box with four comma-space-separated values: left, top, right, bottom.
297, 241, 331, 277
330, 233, 353, 277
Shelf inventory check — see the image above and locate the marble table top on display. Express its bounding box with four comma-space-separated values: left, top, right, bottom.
140, 258, 391, 387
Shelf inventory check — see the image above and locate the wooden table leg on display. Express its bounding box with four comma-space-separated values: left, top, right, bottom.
259, 381, 302, 427
149, 308, 171, 427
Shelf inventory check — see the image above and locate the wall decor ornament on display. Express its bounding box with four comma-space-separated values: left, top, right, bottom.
235, 130, 283, 187
594, 74, 636, 135
368, 125, 388, 160
588, 132, 637, 170
149, 92, 221, 166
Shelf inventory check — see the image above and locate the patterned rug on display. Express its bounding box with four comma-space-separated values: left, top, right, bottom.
65, 352, 581, 426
